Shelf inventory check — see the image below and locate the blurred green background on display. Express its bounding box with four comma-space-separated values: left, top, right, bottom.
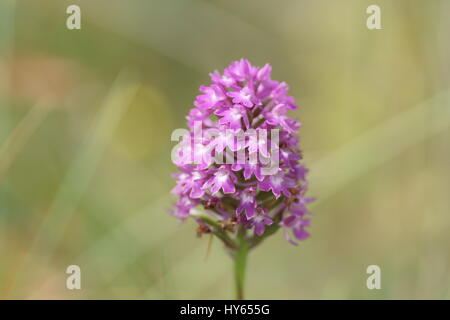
0, 0, 449, 299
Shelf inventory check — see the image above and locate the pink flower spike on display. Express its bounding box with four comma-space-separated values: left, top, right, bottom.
170, 59, 313, 247
253, 208, 273, 236
202, 167, 237, 195
236, 188, 257, 219
194, 85, 226, 110
227, 85, 258, 108
216, 104, 249, 129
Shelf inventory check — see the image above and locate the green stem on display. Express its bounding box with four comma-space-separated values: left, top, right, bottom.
193, 212, 238, 249
234, 229, 248, 300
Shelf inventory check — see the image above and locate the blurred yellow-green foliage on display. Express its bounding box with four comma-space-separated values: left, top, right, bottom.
0, 0, 449, 299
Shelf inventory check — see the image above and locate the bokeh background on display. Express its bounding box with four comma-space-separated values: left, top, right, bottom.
1, 0, 449, 299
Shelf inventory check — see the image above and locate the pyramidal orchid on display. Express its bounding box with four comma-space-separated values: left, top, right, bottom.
170, 59, 313, 299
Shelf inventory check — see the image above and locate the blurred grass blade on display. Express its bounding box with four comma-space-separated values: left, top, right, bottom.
10, 70, 138, 297
0, 102, 50, 180
309, 89, 450, 200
